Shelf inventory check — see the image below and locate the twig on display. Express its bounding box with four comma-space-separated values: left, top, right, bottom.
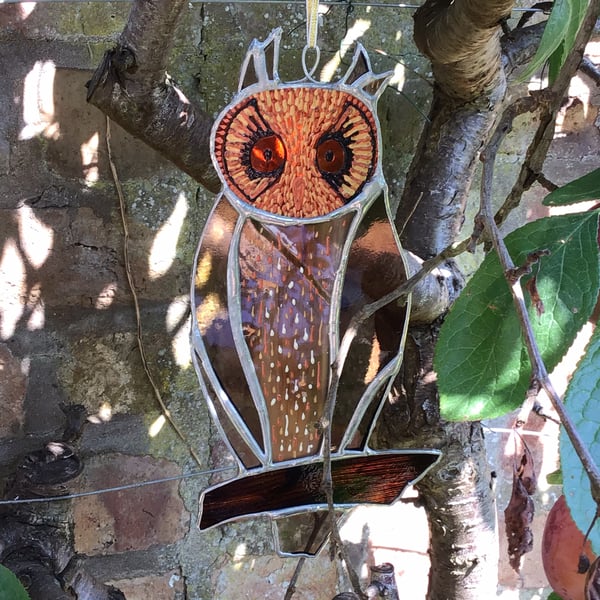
495, 0, 600, 228
478, 134, 600, 507
316, 229, 478, 596
321, 346, 365, 597
468, 94, 540, 249
316, 232, 474, 596
536, 173, 559, 193
580, 56, 600, 86
506, 248, 550, 282
532, 401, 561, 425
284, 557, 307, 600
106, 116, 203, 467
283, 512, 329, 599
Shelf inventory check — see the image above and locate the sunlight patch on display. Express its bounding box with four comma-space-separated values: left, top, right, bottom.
95, 282, 118, 309
148, 192, 188, 280
26, 283, 44, 332
148, 414, 166, 437
20, 60, 59, 141
0, 239, 26, 340
320, 19, 371, 83
18, 204, 54, 269
81, 131, 100, 185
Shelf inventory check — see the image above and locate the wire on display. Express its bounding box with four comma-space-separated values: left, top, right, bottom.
0, 0, 548, 10
0, 466, 237, 506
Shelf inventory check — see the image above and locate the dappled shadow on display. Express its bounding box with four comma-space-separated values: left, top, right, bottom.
0, 10, 213, 477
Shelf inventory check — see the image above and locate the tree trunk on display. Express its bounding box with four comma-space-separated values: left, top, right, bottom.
389, 0, 519, 597
374, 327, 498, 598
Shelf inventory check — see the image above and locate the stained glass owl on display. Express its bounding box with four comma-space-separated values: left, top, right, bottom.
192, 29, 440, 555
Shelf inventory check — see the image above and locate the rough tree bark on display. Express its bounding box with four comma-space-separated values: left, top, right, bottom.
86, 0, 219, 192
85, 1, 549, 598
385, 0, 515, 597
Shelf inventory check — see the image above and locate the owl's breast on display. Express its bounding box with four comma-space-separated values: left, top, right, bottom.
237, 215, 353, 461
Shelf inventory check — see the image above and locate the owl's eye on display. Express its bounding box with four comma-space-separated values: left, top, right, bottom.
250, 135, 286, 175
312, 99, 377, 203
316, 137, 349, 175
214, 98, 287, 204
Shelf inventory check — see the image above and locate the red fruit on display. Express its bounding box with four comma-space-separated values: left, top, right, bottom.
542, 495, 597, 600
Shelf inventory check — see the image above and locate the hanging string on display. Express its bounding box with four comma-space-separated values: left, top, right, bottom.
105, 116, 204, 467
306, 0, 319, 47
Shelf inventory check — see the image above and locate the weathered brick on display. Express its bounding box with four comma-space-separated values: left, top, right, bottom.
107, 570, 185, 600
73, 454, 189, 554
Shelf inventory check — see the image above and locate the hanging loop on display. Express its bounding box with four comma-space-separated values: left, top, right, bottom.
303, 0, 320, 79
302, 44, 321, 79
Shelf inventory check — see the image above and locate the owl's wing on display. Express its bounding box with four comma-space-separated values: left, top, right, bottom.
192, 195, 266, 469
334, 190, 412, 452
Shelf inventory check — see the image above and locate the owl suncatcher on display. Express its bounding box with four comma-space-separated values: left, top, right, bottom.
191, 28, 440, 555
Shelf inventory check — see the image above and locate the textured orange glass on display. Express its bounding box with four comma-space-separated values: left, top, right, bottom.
214, 88, 377, 218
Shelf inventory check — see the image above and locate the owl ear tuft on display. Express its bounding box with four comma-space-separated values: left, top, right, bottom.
341, 44, 393, 101
239, 28, 282, 92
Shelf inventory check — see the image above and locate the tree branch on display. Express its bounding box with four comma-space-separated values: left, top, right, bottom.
397, 15, 547, 260
478, 126, 600, 507
86, 0, 219, 192
397, 0, 526, 258
495, 0, 600, 226
413, 0, 515, 101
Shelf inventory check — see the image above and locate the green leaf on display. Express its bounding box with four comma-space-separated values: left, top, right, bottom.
547, 0, 587, 82
547, 593, 564, 600
519, 0, 589, 83
546, 469, 563, 485
564, 0, 588, 52
544, 167, 600, 205
0, 564, 30, 600
560, 324, 600, 555
436, 212, 600, 421
518, 0, 572, 82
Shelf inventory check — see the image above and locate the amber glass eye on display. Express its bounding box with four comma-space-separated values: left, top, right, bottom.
316, 138, 348, 174
250, 135, 286, 174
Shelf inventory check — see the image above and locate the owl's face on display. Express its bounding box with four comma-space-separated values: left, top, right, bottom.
213, 86, 379, 218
